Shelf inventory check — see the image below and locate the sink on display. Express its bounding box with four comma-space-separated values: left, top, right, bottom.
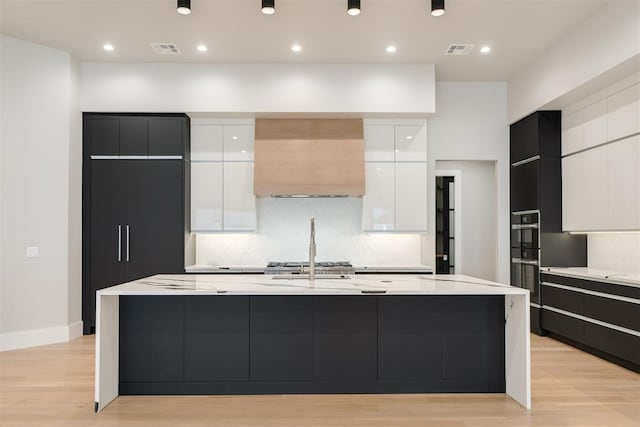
271, 274, 351, 280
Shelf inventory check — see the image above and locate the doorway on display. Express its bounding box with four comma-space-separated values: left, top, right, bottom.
436, 176, 456, 274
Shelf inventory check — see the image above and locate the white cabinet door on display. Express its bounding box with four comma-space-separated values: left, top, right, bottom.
562, 146, 609, 231
362, 163, 395, 231
582, 99, 608, 151
191, 162, 223, 231
562, 109, 585, 156
364, 125, 395, 162
607, 84, 640, 142
223, 162, 256, 231
395, 163, 427, 231
191, 124, 223, 161
608, 136, 640, 230
395, 124, 427, 162
223, 125, 255, 161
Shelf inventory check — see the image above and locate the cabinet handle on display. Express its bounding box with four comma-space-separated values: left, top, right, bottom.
126, 225, 130, 262
117, 225, 122, 262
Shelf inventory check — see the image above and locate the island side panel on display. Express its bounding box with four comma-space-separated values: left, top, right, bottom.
94, 293, 119, 412
505, 292, 531, 409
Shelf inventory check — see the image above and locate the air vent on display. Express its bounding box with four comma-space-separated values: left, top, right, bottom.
150, 43, 181, 55
445, 44, 475, 56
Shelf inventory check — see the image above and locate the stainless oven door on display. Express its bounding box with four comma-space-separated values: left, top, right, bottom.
511, 258, 540, 304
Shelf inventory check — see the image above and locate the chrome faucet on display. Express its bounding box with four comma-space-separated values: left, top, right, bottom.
309, 218, 316, 281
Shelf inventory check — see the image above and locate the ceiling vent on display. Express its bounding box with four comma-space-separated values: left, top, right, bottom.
150, 43, 181, 55
444, 44, 474, 56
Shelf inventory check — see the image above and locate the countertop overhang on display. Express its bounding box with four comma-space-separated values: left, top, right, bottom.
98, 274, 527, 296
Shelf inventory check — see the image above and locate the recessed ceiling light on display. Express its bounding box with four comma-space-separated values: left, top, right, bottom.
386, 45, 397, 54
103, 43, 114, 52
480, 46, 491, 54
291, 43, 302, 53
197, 44, 208, 52
232, 136, 238, 140
405, 135, 413, 140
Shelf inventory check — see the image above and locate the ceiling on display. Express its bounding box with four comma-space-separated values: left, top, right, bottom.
0, 0, 611, 80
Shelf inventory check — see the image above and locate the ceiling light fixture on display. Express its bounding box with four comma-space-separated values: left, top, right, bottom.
103, 43, 114, 52
177, 0, 191, 15
291, 43, 302, 53
431, 0, 445, 16
386, 45, 397, 54
262, 0, 275, 15
197, 44, 208, 52
480, 45, 491, 54
347, 0, 361, 16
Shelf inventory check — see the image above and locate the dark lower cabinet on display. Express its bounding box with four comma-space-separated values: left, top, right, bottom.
314, 296, 377, 381
184, 296, 249, 381
119, 295, 507, 394
249, 296, 314, 381
442, 297, 505, 382
378, 296, 441, 381
541, 273, 640, 372
120, 296, 185, 383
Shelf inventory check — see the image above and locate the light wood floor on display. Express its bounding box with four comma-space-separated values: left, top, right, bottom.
0, 334, 638, 427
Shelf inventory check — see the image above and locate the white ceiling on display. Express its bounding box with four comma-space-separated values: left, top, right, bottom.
0, 0, 611, 80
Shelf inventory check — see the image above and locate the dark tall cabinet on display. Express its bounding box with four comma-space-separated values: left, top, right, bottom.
83, 113, 190, 334
509, 111, 586, 335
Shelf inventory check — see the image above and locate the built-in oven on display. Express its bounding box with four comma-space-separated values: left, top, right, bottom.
511, 211, 539, 249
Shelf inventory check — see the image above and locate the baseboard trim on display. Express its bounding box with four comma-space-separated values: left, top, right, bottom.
0, 321, 84, 352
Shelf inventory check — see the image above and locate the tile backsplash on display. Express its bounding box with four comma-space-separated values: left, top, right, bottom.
195, 197, 423, 266
588, 233, 640, 274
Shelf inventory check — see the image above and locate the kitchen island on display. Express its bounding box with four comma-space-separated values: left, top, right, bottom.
95, 274, 530, 412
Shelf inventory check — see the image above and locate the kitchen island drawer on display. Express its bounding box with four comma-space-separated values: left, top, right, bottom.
542, 308, 584, 344
583, 294, 640, 332
584, 322, 640, 366
541, 284, 583, 315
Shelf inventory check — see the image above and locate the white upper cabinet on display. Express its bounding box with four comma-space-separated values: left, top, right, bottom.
607, 84, 640, 142
395, 163, 427, 231
191, 162, 223, 231
223, 125, 255, 161
364, 125, 395, 161
561, 109, 584, 156
395, 124, 427, 162
223, 162, 256, 231
362, 163, 395, 231
582, 99, 608, 151
191, 124, 223, 161
562, 145, 609, 232
607, 136, 640, 230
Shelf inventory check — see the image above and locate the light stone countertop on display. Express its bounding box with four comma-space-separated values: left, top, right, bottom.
543, 267, 640, 287
98, 273, 526, 296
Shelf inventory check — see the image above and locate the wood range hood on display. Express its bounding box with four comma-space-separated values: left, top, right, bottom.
253, 118, 365, 197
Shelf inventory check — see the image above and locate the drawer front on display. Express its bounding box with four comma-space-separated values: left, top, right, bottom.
584, 322, 640, 366
541, 273, 640, 300
542, 284, 583, 315
583, 294, 640, 332
542, 308, 585, 344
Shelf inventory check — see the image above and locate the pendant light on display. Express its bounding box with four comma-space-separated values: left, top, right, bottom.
177, 0, 191, 15
347, 0, 361, 16
262, 0, 275, 15
431, 0, 445, 16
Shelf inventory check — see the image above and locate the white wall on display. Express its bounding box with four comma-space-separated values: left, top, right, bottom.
0, 35, 82, 350
436, 161, 497, 281
80, 63, 435, 115
196, 197, 422, 267
427, 82, 509, 283
508, 0, 640, 123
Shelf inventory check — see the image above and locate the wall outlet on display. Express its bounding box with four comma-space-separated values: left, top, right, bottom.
26, 246, 39, 258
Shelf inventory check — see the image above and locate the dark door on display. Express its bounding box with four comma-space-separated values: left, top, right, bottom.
122, 160, 184, 281
119, 117, 148, 156
88, 117, 119, 156
148, 117, 184, 156
90, 161, 129, 325
510, 160, 539, 212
